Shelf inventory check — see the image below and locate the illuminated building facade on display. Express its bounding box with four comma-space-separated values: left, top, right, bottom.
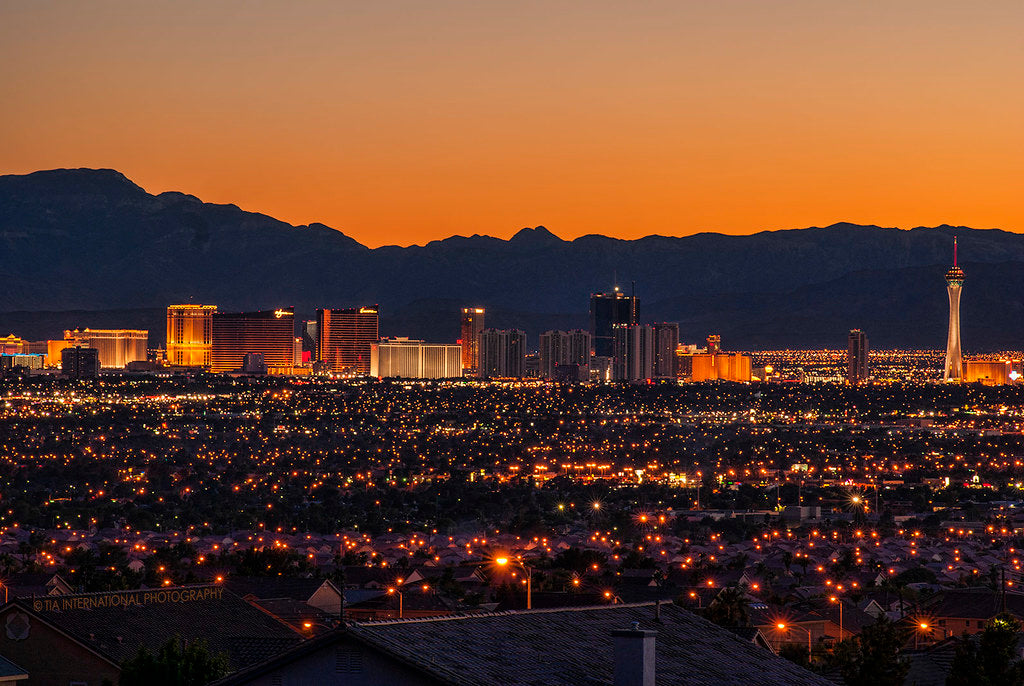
0, 334, 25, 355
47, 340, 71, 366
612, 324, 654, 381
211, 308, 295, 373
685, 352, 752, 382
0, 354, 43, 371
653, 322, 679, 378
166, 304, 216, 368
64, 329, 148, 368
478, 329, 526, 378
538, 329, 591, 380
847, 329, 869, 384
590, 289, 638, 357
371, 338, 463, 378
964, 360, 1010, 386
316, 306, 379, 375
944, 237, 964, 382
460, 308, 485, 373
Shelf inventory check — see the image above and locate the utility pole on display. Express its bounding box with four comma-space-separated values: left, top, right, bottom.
1002, 567, 1007, 613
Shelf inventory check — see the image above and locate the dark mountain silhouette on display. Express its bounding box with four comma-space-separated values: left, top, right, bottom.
1, 168, 1022, 350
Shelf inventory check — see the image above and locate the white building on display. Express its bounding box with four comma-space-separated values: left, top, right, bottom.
370, 338, 462, 379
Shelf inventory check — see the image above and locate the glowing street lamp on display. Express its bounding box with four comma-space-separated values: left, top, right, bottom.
776, 622, 812, 654
830, 596, 844, 640
495, 556, 532, 609
386, 587, 403, 618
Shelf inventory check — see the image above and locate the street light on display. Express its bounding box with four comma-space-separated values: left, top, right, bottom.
386, 587, 403, 619
830, 596, 844, 640
916, 621, 949, 648
776, 622, 812, 654
495, 556, 533, 609
300, 620, 335, 633
604, 590, 623, 604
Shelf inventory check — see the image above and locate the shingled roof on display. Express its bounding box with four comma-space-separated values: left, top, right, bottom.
926, 588, 1024, 620
20, 584, 302, 670
224, 576, 336, 602
347, 602, 835, 686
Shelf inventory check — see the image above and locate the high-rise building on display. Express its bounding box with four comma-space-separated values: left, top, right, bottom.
211, 308, 295, 373
61, 346, 100, 379
460, 308, 485, 373
944, 237, 964, 382
612, 324, 655, 381
706, 335, 721, 354
590, 289, 638, 357
847, 329, 869, 384
539, 329, 591, 380
477, 329, 526, 378
653, 323, 680, 379
316, 307, 379, 375
371, 338, 463, 379
64, 329, 148, 368
166, 304, 216, 368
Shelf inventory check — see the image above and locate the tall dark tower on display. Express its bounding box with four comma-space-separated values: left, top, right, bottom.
589, 287, 638, 357
847, 329, 869, 384
944, 237, 964, 382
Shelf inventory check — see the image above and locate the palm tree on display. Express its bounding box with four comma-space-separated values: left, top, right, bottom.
707, 586, 750, 627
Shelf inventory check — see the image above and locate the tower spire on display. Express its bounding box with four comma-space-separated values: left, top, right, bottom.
953, 235, 958, 267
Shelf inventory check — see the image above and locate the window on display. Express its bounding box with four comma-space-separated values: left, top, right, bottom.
336, 649, 364, 674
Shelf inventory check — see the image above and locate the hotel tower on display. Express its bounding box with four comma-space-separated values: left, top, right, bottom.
944, 237, 964, 382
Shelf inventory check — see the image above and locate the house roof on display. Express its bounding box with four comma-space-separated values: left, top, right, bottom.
347, 602, 834, 686
926, 588, 1024, 620
224, 576, 337, 602
0, 655, 27, 680
20, 584, 302, 670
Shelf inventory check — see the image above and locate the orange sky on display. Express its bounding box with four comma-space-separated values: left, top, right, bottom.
2, 1, 1023, 247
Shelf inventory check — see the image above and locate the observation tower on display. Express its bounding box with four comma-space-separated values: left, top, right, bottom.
944, 237, 964, 381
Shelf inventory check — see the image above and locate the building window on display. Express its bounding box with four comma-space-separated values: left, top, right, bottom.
336, 648, 364, 674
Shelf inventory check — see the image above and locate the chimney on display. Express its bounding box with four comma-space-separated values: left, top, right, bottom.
612, 622, 656, 686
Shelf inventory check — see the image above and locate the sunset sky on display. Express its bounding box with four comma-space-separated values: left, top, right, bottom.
2, 1, 1023, 247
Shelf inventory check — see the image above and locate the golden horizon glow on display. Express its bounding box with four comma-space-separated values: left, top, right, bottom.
2, 2, 1023, 248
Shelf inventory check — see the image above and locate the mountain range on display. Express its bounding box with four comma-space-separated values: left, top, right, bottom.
1, 168, 1023, 351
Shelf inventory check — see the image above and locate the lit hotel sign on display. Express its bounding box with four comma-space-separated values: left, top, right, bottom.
33, 586, 224, 612
359, 307, 378, 314
274, 309, 293, 318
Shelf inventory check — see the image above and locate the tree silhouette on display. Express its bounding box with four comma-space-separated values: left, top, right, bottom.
947, 613, 1024, 686
832, 616, 908, 686
119, 636, 229, 686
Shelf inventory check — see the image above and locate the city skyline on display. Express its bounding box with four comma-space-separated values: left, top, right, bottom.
5, 4, 1024, 685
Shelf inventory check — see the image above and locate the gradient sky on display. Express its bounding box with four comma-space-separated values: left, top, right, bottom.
2, 1, 1023, 247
